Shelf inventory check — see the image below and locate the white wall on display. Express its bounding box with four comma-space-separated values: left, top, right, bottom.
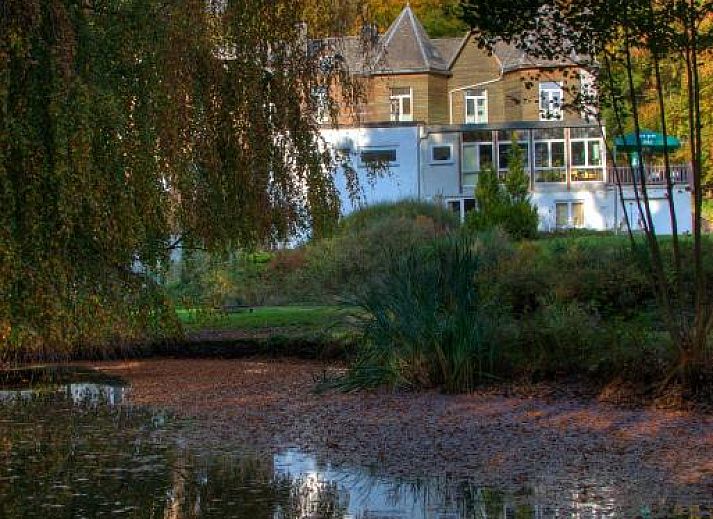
533, 188, 611, 232
321, 126, 420, 215
617, 186, 692, 235
420, 131, 462, 199
320, 125, 693, 236
534, 185, 692, 234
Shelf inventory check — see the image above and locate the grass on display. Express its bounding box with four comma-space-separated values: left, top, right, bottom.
176, 305, 352, 333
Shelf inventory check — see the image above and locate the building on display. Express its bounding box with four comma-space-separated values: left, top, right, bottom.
317, 4, 692, 234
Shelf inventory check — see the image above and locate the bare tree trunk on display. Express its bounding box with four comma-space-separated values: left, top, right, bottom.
648, 0, 683, 303
602, 54, 635, 247
688, 0, 712, 375
622, 26, 679, 340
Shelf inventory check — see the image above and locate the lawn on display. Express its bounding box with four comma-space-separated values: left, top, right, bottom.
176, 305, 352, 334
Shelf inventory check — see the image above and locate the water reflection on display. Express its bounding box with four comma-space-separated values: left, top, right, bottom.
0, 366, 708, 518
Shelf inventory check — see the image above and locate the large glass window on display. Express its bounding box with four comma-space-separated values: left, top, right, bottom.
533, 128, 566, 182
462, 143, 493, 187
570, 127, 604, 181
390, 87, 413, 122
539, 81, 564, 121
497, 130, 530, 181
465, 89, 488, 124
462, 131, 494, 187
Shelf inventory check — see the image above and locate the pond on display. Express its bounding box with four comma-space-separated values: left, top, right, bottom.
0, 365, 709, 518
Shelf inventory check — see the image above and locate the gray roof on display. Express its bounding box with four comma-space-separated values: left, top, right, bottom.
491, 40, 581, 72
430, 37, 465, 68
372, 5, 450, 75
317, 5, 583, 77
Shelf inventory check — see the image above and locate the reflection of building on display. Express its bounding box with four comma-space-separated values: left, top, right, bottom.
318, 5, 691, 234
68, 383, 125, 406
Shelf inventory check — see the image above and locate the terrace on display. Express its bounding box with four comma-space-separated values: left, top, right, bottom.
606, 164, 691, 185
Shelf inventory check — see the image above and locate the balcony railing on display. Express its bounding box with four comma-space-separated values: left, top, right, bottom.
607, 164, 690, 185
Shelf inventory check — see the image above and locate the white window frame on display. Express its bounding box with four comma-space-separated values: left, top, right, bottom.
445, 198, 476, 222
462, 141, 494, 187
465, 89, 488, 124
389, 87, 413, 122
533, 129, 566, 183
555, 201, 585, 229
430, 144, 454, 165
569, 131, 604, 181
539, 82, 564, 121
497, 130, 530, 181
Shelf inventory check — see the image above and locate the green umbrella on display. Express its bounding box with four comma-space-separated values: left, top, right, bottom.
614, 130, 682, 153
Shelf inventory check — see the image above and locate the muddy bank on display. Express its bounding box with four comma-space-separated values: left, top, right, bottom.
94, 358, 713, 507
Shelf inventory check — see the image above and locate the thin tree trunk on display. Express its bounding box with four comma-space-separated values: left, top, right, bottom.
688, 0, 711, 371
602, 54, 635, 246
623, 23, 680, 346
648, 0, 683, 307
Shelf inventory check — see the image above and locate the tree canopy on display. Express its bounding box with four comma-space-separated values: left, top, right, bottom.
0, 0, 359, 359
459, 0, 713, 389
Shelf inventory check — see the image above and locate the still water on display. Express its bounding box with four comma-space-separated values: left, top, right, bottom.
0, 366, 709, 518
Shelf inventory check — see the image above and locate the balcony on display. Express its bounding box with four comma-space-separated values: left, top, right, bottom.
607, 164, 690, 185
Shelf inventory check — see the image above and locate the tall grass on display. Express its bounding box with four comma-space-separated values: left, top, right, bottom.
342, 234, 510, 393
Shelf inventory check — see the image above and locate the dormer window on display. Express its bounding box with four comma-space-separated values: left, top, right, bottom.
539, 82, 564, 121
465, 89, 488, 124
311, 85, 330, 124
390, 87, 413, 122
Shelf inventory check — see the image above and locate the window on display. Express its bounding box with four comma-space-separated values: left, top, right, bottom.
570, 127, 604, 181
461, 131, 494, 187
311, 85, 330, 124
360, 148, 397, 168
446, 198, 476, 222
497, 130, 530, 180
390, 87, 413, 122
431, 145, 453, 163
462, 144, 494, 187
579, 70, 598, 121
533, 128, 566, 183
555, 201, 585, 229
465, 89, 488, 124
539, 82, 564, 121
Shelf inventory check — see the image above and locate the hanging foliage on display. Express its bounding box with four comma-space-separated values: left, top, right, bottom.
0, 0, 362, 361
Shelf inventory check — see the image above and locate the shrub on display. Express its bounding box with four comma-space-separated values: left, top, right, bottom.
464, 143, 538, 240
342, 236, 511, 392
254, 201, 461, 304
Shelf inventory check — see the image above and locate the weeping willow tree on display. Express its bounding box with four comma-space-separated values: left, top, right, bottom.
0, 0, 364, 361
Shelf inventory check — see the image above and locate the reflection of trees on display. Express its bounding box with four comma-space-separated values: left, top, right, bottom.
0, 392, 172, 518
0, 379, 699, 518
0, 383, 349, 519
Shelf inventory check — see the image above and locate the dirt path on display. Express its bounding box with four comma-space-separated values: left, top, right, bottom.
95, 358, 713, 506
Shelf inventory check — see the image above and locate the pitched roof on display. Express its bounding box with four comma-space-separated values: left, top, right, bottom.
372, 5, 450, 75
491, 40, 582, 72
315, 5, 585, 77
430, 37, 465, 68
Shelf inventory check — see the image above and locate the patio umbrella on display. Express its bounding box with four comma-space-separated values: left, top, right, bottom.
614, 130, 682, 153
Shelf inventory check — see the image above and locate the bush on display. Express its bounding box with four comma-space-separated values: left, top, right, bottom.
464, 143, 538, 240
341, 235, 512, 392
254, 201, 461, 304
341, 232, 698, 392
